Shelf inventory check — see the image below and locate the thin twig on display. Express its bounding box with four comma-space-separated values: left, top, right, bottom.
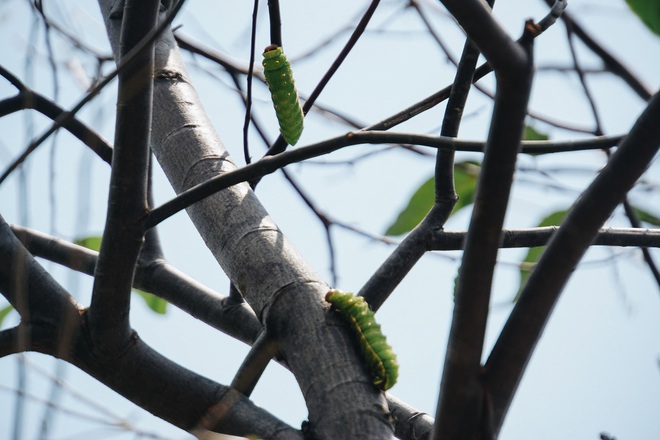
146, 132, 623, 229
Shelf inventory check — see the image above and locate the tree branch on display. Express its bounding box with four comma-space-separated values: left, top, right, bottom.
0, 217, 81, 359
387, 394, 435, 440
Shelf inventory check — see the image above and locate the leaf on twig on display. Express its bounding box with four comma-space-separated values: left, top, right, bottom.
385, 176, 434, 236
384, 161, 480, 236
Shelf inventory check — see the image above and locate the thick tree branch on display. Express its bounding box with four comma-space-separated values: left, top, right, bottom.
433, 2, 537, 437
88, 0, 160, 352
484, 92, 660, 436
0, 218, 82, 359
0, 326, 23, 358
388, 394, 435, 440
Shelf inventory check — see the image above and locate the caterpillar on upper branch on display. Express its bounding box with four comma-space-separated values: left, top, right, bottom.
262, 45, 304, 146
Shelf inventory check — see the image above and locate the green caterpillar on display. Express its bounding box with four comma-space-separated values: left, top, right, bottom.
262, 45, 304, 146
325, 290, 398, 391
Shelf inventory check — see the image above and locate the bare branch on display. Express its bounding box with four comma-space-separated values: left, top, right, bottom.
430, 227, 660, 250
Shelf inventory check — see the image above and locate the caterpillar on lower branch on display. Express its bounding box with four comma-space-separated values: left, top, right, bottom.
325, 290, 398, 391
262, 45, 304, 146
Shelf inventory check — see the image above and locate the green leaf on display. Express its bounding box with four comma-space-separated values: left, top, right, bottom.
631, 206, 660, 226
0, 304, 15, 329
384, 176, 435, 236
133, 289, 168, 315
514, 209, 570, 301
523, 125, 550, 141
74, 235, 102, 251
626, 0, 660, 36
384, 161, 480, 236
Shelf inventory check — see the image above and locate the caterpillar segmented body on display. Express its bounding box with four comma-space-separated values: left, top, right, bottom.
325, 290, 398, 391
262, 45, 304, 146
